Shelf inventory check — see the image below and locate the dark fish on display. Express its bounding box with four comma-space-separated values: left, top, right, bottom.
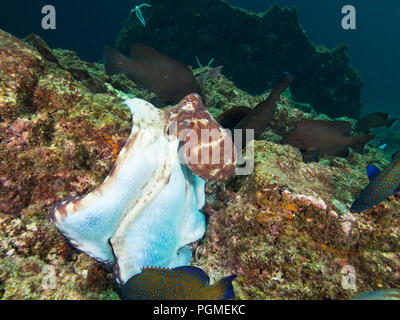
166, 93, 237, 182
282, 120, 374, 162
352, 289, 400, 300
350, 151, 400, 213
104, 44, 202, 105
355, 112, 398, 133
23, 33, 59, 65
216, 105, 252, 130
217, 72, 294, 146
120, 266, 237, 300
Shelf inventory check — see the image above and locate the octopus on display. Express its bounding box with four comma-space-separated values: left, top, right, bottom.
48, 93, 236, 284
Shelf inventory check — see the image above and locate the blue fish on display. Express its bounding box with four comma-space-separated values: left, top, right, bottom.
350, 152, 400, 213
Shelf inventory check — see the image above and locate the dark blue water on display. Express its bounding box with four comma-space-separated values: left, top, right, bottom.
229, 0, 400, 119
1, 0, 399, 118
0, 0, 130, 61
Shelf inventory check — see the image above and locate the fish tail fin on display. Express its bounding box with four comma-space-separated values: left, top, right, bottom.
266, 72, 294, 102
211, 275, 237, 300
104, 46, 132, 76
351, 135, 374, 153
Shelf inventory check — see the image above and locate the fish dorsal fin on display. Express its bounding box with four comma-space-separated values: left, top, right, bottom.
366, 165, 380, 181
216, 106, 252, 130
173, 266, 210, 285
218, 275, 237, 300
303, 146, 319, 152
351, 134, 374, 153
142, 266, 167, 271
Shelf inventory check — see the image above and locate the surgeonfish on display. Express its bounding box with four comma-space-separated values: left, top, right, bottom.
350, 151, 400, 213
120, 266, 237, 300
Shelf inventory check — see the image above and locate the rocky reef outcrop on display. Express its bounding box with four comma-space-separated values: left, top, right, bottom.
196, 141, 400, 299
115, 0, 363, 119
0, 29, 399, 300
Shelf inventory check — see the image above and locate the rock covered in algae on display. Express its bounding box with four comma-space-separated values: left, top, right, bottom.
0, 212, 118, 299
194, 142, 400, 299
373, 124, 400, 159
0, 29, 131, 299
0, 28, 399, 300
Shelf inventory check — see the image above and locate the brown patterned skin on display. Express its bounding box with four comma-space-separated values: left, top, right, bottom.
164, 94, 236, 182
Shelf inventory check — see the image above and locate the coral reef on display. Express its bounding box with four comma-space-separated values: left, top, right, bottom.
372, 125, 400, 159
1, 29, 399, 300
0, 29, 130, 299
195, 141, 400, 299
115, 0, 363, 119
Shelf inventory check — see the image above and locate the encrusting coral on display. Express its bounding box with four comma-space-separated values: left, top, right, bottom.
0, 29, 399, 299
